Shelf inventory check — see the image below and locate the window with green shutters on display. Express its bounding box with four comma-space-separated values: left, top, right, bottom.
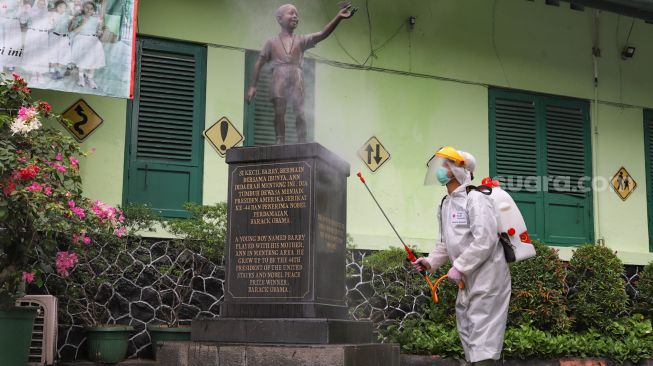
644, 110, 653, 251
123, 37, 206, 217
243, 50, 315, 146
489, 88, 593, 246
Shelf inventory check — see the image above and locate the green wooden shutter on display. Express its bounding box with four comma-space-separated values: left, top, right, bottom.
123, 37, 206, 217
543, 98, 593, 245
489, 88, 593, 246
490, 90, 543, 241
243, 50, 315, 146
644, 110, 653, 251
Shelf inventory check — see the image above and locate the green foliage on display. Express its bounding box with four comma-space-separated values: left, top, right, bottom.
387, 315, 653, 364
566, 244, 628, 331
120, 203, 160, 233
503, 315, 653, 364
161, 202, 227, 262
385, 317, 463, 358
635, 261, 653, 317
508, 240, 570, 333
362, 246, 407, 272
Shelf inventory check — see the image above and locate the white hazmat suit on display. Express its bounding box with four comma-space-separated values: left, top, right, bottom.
424, 151, 511, 363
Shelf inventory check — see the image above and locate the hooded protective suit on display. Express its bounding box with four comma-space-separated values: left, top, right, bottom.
425, 151, 511, 363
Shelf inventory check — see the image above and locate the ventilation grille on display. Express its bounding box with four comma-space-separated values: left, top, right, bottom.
494, 97, 538, 191
545, 104, 586, 197
136, 49, 197, 161
16, 295, 58, 366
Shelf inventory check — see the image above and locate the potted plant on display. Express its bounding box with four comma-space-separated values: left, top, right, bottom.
0, 72, 128, 364
64, 235, 136, 363
147, 251, 198, 359
144, 202, 227, 359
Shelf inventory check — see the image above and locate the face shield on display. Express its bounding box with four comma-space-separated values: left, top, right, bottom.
424, 155, 455, 186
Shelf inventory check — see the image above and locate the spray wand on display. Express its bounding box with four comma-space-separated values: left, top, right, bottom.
356, 171, 463, 303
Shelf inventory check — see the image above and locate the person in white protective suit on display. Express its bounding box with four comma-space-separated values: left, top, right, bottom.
412, 146, 511, 366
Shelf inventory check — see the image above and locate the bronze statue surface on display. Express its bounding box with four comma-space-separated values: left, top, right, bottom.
246, 3, 356, 144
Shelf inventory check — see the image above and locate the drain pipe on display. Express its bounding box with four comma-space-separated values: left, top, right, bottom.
591, 10, 604, 245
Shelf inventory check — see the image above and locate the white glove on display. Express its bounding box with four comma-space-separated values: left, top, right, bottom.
411, 257, 431, 272
447, 266, 463, 284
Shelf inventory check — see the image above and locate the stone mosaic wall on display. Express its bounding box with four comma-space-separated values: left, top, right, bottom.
44, 239, 224, 360
43, 239, 645, 361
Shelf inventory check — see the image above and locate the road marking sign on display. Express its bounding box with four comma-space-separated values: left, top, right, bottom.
61, 99, 103, 141
358, 136, 390, 172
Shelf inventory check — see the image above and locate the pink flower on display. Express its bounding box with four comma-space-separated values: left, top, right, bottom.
55, 152, 62, 161
91, 200, 118, 223
17, 106, 30, 119
69, 156, 79, 166
22, 272, 35, 283
25, 182, 42, 192
71, 207, 85, 220
68, 200, 76, 208
43, 186, 52, 196
73, 232, 91, 245
16, 106, 38, 122
114, 226, 127, 238
53, 163, 66, 173
55, 251, 78, 277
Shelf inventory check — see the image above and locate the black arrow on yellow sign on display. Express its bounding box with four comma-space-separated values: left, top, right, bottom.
358, 136, 390, 172
365, 144, 382, 164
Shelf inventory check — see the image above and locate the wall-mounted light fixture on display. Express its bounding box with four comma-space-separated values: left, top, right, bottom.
408, 16, 416, 31
621, 46, 636, 60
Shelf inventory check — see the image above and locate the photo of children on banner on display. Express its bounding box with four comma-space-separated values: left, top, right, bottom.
0, 0, 136, 98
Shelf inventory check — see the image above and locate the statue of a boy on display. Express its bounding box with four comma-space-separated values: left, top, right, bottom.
246, 3, 356, 144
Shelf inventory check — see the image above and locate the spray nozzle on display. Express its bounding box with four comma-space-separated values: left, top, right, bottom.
356, 171, 365, 184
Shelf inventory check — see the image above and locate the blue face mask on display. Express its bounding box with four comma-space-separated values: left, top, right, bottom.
436, 167, 451, 185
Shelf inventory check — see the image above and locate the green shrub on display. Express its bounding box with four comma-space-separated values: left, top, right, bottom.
635, 261, 653, 317
384, 317, 463, 358
349, 247, 458, 332
388, 314, 653, 363
121, 203, 161, 233
566, 244, 628, 331
508, 240, 570, 333
504, 315, 653, 364
362, 246, 409, 273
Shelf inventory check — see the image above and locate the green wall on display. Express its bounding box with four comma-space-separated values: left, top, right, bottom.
33, 0, 653, 263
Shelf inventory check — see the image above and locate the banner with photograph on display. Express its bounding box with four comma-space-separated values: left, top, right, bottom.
0, 0, 137, 98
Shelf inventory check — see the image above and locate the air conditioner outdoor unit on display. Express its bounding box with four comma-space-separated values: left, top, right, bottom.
16, 295, 58, 366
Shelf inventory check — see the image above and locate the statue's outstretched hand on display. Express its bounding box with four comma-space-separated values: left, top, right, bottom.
337, 2, 357, 19
245, 86, 257, 104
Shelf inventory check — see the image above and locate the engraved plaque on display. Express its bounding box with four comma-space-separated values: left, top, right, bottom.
222, 143, 350, 318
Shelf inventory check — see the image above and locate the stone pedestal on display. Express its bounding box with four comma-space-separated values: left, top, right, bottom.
192, 318, 373, 344
157, 342, 400, 366
189, 143, 398, 366
220, 143, 350, 319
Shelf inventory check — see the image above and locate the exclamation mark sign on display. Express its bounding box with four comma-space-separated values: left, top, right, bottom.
220, 120, 229, 152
